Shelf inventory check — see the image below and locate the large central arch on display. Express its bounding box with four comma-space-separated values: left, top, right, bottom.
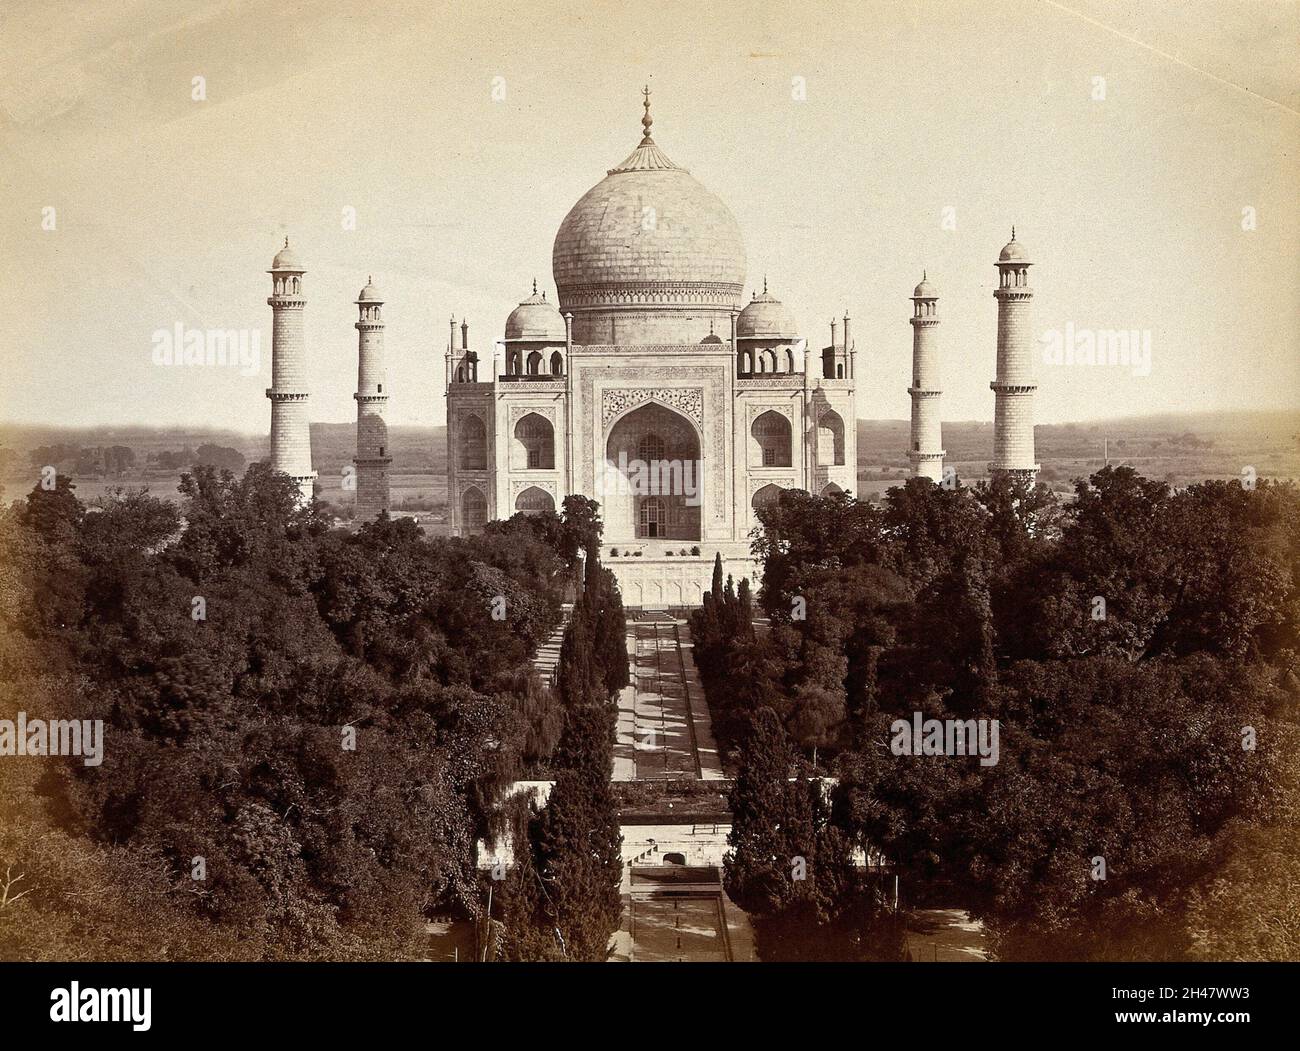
601, 401, 702, 542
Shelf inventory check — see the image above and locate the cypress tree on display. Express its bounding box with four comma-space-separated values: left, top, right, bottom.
556, 591, 603, 708
534, 765, 623, 960
724, 707, 802, 915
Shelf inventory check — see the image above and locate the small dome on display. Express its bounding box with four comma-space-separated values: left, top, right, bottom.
998, 229, 1030, 264
271, 238, 304, 271
737, 285, 797, 340
505, 282, 566, 341
357, 276, 383, 302
700, 333, 724, 344
912, 272, 937, 298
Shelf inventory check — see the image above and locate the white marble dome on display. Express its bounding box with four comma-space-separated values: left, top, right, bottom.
551, 98, 745, 338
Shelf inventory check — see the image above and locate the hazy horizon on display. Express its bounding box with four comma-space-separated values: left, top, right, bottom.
2, 0, 1297, 432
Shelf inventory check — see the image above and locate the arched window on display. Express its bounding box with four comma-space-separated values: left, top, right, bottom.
513, 412, 554, 470
639, 496, 665, 538
462, 486, 487, 532
822, 347, 835, 379
763, 349, 778, 373
638, 432, 665, 463
817, 409, 846, 466
751, 410, 792, 468
837, 364, 844, 379
526, 351, 542, 376
515, 486, 554, 516
786, 348, 796, 373
550, 351, 563, 376
458, 414, 486, 469
752, 484, 784, 514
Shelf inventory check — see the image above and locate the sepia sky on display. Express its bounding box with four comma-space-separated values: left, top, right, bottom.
1, 0, 1297, 432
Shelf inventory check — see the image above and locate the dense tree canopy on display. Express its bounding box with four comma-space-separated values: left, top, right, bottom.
0, 468, 575, 959
696, 469, 1300, 960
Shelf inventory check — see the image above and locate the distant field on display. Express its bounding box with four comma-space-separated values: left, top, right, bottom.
856, 413, 1300, 500
4, 412, 1296, 510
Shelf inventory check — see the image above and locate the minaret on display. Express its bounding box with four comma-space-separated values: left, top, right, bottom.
908, 272, 944, 482
990, 229, 1039, 482
266, 238, 316, 505
353, 276, 391, 521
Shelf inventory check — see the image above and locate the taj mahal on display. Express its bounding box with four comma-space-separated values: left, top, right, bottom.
263, 89, 1040, 606
444, 90, 861, 602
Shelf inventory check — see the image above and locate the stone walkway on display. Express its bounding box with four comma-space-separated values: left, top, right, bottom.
614, 615, 723, 781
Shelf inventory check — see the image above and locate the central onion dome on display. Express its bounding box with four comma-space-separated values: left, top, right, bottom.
552, 89, 747, 344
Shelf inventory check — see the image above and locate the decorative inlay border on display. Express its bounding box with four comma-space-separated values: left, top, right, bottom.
750, 478, 796, 500
602, 388, 704, 428
508, 404, 557, 428
510, 479, 557, 501
747, 402, 794, 425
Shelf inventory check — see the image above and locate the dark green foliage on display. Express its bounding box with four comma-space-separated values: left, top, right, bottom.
700, 471, 1300, 960
0, 470, 576, 960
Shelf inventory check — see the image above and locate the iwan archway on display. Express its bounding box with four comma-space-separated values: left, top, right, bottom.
602, 401, 703, 542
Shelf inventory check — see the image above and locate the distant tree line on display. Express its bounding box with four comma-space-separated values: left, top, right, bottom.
21, 442, 245, 477
692, 468, 1300, 960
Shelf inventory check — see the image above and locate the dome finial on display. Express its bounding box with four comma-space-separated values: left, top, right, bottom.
640, 84, 654, 144
763, 274, 768, 294
1011, 225, 1016, 241
283, 237, 289, 249
923, 269, 927, 281
532, 277, 538, 295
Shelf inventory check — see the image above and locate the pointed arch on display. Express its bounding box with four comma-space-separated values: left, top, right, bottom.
458, 414, 486, 469
512, 412, 554, 470
603, 401, 702, 542
461, 486, 487, 532
752, 483, 785, 510
817, 409, 845, 466
515, 486, 554, 516
751, 410, 792, 468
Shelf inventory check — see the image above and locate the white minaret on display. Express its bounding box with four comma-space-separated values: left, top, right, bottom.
353, 276, 390, 521
266, 239, 316, 505
990, 229, 1039, 482
908, 272, 944, 482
